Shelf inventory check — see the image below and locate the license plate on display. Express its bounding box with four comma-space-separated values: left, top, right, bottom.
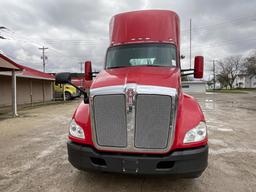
122, 159, 139, 173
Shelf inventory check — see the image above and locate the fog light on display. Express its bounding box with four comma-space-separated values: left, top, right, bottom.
69, 119, 85, 139
183, 122, 207, 143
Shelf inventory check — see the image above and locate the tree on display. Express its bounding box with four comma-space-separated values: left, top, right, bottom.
207, 79, 214, 87
216, 56, 242, 89
216, 73, 229, 89
243, 50, 256, 77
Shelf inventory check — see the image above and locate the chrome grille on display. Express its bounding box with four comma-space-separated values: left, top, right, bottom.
135, 95, 172, 149
90, 84, 177, 153
93, 95, 127, 147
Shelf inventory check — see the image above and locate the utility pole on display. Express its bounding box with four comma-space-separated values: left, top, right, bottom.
213, 60, 216, 90
189, 19, 192, 69
79, 62, 84, 87
39, 46, 48, 72
79, 62, 83, 73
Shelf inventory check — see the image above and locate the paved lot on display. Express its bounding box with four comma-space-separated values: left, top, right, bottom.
0, 93, 256, 192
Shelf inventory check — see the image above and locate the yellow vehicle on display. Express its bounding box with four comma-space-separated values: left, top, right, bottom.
54, 83, 80, 100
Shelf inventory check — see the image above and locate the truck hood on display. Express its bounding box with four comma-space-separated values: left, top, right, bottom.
91, 66, 181, 90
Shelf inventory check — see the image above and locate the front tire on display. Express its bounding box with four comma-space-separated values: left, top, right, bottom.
64, 92, 72, 100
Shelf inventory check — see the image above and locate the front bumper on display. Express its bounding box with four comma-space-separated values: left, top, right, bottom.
67, 141, 208, 176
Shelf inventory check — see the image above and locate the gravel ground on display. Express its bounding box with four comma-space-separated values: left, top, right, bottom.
0, 92, 256, 192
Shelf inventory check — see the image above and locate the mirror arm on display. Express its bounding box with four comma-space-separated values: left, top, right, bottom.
181, 68, 194, 72
91, 72, 99, 74
66, 82, 89, 103
90, 71, 99, 78
181, 72, 194, 77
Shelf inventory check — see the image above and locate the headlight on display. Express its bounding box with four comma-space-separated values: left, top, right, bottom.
183, 122, 207, 144
69, 119, 85, 139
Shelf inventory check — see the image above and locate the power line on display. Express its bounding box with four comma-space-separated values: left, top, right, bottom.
181, 36, 256, 53
3, 14, 256, 44
181, 21, 256, 40
0, 50, 28, 64
79, 62, 83, 73
18, 15, 256, 43
181, 14, 256, 32
2, 15, 256, 73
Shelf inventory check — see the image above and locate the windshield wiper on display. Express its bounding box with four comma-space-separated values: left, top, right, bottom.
107, 65, 170, 69
107, 66, 129, 69
144, 64, 159, 67
144, 64, 173, 67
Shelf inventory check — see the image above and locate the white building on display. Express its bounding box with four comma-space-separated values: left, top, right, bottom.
182, 81, 206, 93
235, 74, 256, 88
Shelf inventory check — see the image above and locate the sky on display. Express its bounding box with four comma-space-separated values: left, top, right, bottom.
0, 0, 256, 80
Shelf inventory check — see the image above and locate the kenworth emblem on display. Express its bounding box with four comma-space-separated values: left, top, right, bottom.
126, 88, 135, 112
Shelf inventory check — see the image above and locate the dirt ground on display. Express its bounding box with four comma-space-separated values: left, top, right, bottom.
0, 92, 256, 192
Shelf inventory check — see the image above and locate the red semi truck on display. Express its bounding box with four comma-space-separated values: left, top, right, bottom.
56, 10, 208, 177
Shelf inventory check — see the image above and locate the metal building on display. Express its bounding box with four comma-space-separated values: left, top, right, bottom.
0, 54, 54, 116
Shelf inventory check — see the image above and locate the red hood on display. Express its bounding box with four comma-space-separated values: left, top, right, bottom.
91, 66, 181, 89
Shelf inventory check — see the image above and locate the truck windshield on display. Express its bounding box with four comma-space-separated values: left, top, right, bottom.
105, 43, 177, 69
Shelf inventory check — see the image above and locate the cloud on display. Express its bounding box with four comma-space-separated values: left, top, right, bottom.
0, 0, 256, 80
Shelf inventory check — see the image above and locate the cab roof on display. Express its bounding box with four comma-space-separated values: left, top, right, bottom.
109, 10, 180, 47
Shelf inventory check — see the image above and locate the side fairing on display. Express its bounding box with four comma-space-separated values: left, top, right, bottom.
110, 10, 180, 46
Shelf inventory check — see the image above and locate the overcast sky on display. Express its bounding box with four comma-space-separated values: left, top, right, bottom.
0, 0, 256, 79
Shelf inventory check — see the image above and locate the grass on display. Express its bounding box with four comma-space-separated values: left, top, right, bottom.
206, 89, 253, 94
234, 88, 256, 92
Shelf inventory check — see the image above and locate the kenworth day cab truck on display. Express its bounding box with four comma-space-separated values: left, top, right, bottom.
56, 10, 208, 177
